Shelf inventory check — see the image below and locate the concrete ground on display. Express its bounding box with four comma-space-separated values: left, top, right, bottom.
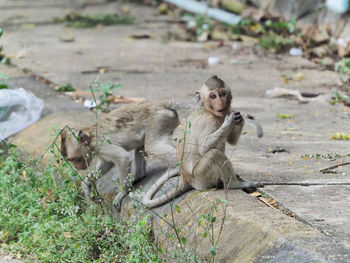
1, 0, 350, 262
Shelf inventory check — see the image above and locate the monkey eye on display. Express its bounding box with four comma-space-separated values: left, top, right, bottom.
209, 94, 217, 99
219, 91, 226, 97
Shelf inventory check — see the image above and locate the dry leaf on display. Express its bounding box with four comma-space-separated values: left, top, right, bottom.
63, 232, 73, 238
250, 191, 262, 197
268, 198, 277, 205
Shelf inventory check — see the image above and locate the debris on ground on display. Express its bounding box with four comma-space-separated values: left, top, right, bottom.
265, 87, 329, 103
0, 88, 43, 140
53, 12, 134, 28
160, 1, 350, 92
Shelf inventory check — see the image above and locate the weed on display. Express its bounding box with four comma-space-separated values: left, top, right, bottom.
301, 152, 350, 160
0, 145, 161, 262
56, 83, 75, 92
331, 132, 350, 140
91, 77, 123, 111
258, 32, 294, 52
0, 27, 10, 65
329, 91, 350, 105
0, 72, 9, 89
335, 58, 350, 86
55, 12, 134, 28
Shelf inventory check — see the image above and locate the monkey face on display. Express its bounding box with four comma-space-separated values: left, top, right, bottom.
61, 129, 92, 170
207, 88, 230, 117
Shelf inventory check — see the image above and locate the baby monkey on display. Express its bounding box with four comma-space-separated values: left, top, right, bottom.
143, 75, 263, 208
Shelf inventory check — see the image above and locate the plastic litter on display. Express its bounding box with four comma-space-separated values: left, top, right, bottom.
83, 99, 96, 109
289, 48, 303, 56
208, 56, 220, 65
164, 0, 242, 25
0, 88, 44, 141
325, 0, 349, 13
265, 87, 330, 104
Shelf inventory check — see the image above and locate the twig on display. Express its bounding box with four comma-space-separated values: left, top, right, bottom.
320, 162, 350, 173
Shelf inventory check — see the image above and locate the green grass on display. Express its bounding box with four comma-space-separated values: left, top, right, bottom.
0, 146, 160, 263
55, 13, 134, 28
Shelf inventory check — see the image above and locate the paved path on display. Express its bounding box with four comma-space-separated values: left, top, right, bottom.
1, 0, 350, 261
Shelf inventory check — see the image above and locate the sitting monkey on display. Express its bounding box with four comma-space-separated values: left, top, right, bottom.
60, 102, 179, 210
143, 76, 263, 208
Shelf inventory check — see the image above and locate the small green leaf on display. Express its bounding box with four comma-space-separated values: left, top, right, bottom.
188, 121, 191, 129
57, 83, 75, 92
178, 138, 183, 144
210, 245, 216, 255
175, 205, 180, 213
0, 83, 8, 89
1, 57, 10, 65
106, 139, 112, 144
181, 237, 187, 245
0, 28, 3, 37
331, 132, 350, 140
277, 113, 291, 119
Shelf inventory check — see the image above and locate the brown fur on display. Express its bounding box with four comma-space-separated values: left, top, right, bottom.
60, 102, 179, 209
143, 76, 263, 208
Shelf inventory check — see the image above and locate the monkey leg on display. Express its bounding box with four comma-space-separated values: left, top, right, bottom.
82, 157, 113, 202
134, 145, 146, 181
192, 149, 262, 190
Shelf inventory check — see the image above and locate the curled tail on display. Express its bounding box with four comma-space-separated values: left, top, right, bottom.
142, 167, 190, 208
244, 115, 263, 138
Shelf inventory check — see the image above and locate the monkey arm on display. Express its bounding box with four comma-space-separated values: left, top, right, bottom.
198, 123, 232, 156
227, 124, 243, 145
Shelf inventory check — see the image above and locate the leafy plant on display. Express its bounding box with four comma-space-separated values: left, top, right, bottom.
55, 13, 134, 28
335, 58, 350, 85
265, 18, 296, 34
258, 32, 294, 52
331, 132, 350, 140
329, 91, 350, 105
91, 80, 123, 111
0, 145, 160, 262
0, 72, 9, 89
0, 27, 10, 65
183, 14, 212, 36
56, 83, 75, 92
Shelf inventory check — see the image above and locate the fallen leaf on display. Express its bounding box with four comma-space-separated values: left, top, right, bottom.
268, 198, 277, 205
63, 232, 73, 238
250, 192, 262, 197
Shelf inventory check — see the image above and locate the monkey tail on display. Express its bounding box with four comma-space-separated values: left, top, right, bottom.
142, 167, 190, 208
244, 115, 263, 138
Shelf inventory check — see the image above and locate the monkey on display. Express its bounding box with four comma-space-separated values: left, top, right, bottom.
142, 75, 263, 208
60, 102, 179, 210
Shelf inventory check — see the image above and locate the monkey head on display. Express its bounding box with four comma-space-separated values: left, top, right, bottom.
60, 128, 92, 170
196, 75, 232, 118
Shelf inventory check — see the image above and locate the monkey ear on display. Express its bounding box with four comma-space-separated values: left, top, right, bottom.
195, 92, 202, 105
78, 130, 90, 146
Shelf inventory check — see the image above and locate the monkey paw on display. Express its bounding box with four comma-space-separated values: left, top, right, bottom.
222, 112, 235, 128
233, 112, 244, 126
113, 192, 126, 212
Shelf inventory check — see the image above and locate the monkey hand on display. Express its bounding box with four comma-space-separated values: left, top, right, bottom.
233, 111, 244, 127
222, 111, 235, 128
113, 192, 127, 212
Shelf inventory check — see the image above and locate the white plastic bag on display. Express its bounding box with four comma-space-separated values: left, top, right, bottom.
326, 0, 349, 13
0, 88, 44, 141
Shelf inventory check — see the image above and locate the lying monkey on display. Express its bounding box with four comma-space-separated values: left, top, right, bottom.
60, 102, 179, 210
143, 75, 263, 208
